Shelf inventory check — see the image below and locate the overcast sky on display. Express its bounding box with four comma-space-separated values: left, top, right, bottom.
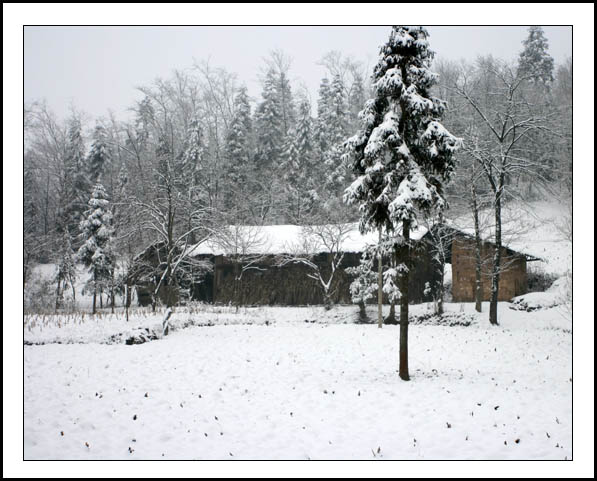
24, 26, 572, 121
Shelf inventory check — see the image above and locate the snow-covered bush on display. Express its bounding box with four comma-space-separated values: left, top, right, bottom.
24, 275, 56, 314
510, 274, 571, 312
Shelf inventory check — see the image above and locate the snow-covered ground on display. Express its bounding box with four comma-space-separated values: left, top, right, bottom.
23, 198, 573, 460
24, 302, 571, 460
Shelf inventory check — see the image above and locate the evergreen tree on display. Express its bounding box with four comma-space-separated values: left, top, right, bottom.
279, 98, 319, 223
315, 77, 332, 157
88, 124, 111, 186
255, 68, 283, 172
77, 183, 114, 314
328, 74, 349, 146
323, 74, 350, 194
54, 231, 77, 311
348, 70, 367, 131
295, 98, 314, 164
224, 87, 253, 188
62, 118, 90, 240
344, 26, 460, 380
518, 26, 555, 84
346, 245, 379, 321
276, 70, 296, 136
517, 27, 557, 186
180, 117, 206, 197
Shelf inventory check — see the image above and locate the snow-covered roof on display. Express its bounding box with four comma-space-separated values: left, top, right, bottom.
190, 223, 429, 257
441, 218, 542, 262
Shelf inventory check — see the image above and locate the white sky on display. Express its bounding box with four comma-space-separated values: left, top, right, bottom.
24, 26, 572, 121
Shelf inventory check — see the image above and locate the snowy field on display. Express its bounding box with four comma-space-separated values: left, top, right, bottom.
24, 302, 572, 460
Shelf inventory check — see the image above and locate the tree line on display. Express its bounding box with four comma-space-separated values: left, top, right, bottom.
24, 27, 571, 335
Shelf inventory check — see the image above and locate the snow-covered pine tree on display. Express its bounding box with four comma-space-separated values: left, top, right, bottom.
77, 182, 114, 314
54, 231, 78, 312
279, 98, 318, 223
62, 117, 90, 241
323, 74, 350, 195
180, 117, 206, 201
88, 124, 111, 186
518, 26, 555, 85
344, 26, 460, 380
348, 70, 367, 132
276, 69, 296, 137
295, 98, 314, 164
255, 68, 283, 173
315, 77, 332, 160
224, 87, 254, 203
517, 26, 558, 186
346, 245, 379, 322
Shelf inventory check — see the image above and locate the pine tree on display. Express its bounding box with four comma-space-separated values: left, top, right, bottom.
255, 69, 283, 172
180, 117, 206, 197
88, 124, 111, 186
77, 183, 114, 314
295, 98, 314, 162
315, 77, 332, 158
279, 98, 319, 223
54, 231, 77, 312
329, 74, 348, 146
346, 245, 379, 322
323, 74, 350, 195
518, 26, 555, 84
348, 70, 367, 131
344, 26, 460, 380
276, 70, 296, 136
62, 118, 90, 241
224, 87, 253, 189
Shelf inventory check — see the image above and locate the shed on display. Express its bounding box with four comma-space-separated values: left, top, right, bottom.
422, 225, 542, 302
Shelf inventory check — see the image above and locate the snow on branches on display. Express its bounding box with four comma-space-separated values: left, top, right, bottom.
343, 26, 461, 236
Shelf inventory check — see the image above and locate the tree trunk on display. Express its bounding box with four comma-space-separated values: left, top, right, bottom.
377, 228, 383, 328
358, 300, 368, 322
437, 271, 444, 316
489, 179, 504, 326
385, 302, 397, 324
398, 220, 410, 381
234, 261, 241, 313
124, 284, 129, 322
471, 181, 483, 313
55, 277, 62, 313
110, 270, 115, 314
92, 271, 97, 314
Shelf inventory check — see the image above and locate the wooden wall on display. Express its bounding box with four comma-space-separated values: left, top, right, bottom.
191, 245, 440, 306
451, 237, 527, 302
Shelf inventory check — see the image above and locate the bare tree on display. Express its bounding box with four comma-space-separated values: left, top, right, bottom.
276, 222, 353, 309
451, 57, 558, 325
213, 224, 270, 311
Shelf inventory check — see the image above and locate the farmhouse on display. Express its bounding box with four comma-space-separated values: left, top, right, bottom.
131, 224, 440, 307
130, 223, 540, 307
426, 225, 542, 302
190, 224, 440, 306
